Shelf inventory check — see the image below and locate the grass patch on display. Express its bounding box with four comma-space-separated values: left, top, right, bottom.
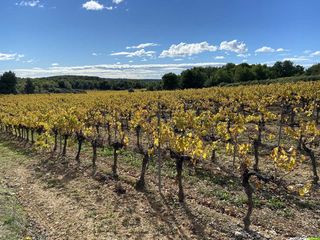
231, 194, 263, 208
278, 208, 295, 218
0, 186, 28, 240
266, 197, 286, 210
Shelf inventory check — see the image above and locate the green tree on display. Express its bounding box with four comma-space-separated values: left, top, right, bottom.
214, 68, 233, 84
181, 69, 205, 89
24, 79, 35, 94
234, 64, 255, 82
252, 64, 269, 80
306, 63, 320, 75
0, 71, 17, 94
58, 80, 72, 89
162, 72, 180, 90
271, 61, 303, 78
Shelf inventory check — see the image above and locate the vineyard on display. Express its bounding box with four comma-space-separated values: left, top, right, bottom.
0, 82, 319, 239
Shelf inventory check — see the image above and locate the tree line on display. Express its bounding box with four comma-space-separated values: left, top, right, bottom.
1, 61, 320, 94
0, 73, 159, 94
161, 61, 320, 90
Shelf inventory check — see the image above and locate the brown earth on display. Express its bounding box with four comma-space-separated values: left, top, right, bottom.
0, 136, 319, 240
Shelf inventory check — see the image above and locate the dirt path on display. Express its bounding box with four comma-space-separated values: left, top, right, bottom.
0, 141, 238, 240
8, 167, 95, 240
0, 143, 94, 240
0, 140, 319, 240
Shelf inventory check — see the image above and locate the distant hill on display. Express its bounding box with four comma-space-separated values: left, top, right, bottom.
17, 75, 161, 93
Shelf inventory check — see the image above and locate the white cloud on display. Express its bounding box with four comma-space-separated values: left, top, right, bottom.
276, 48, 287, 52
16, 54, 25, 61
24, 59, 35, 63
0, 53, 24, 61
106, 6, 113, 10
283, 57, 309, 62
219, 40, 248, 53
215, 56, 225, 60
255, 46, 275, 53
160, 42, 217, 58
12, 62, 226, 79
237, 53, 251, 58
51, 63, 59, 66
126, 43, 159, 49
310, 51, 320, 57
0, 53, 17, 61
113, 0, 123, 4
174, 58, 184, 61
82, 0, 104, 10
111, 49, 156, 58
16, 0, 43, 8
255, 46, 287, 53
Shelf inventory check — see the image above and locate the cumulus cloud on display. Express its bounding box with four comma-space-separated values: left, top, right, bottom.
12, 62, 226, 79
276, 48, 287, 52
255, 46, 275, 53
126, 43, 159, 49
82, 0, 104, 10
0, 53, 17, 61
215, 56, 225, 60
0, 53, 24, 61
113, 0, 124, 4
16, 0, 43, 8
219, 40, 248, 54
51, 63, 59, 66
110, 49, 156, 58
255, 46, 287, 53
159, 42, 217, 58
310, 51, 320, 57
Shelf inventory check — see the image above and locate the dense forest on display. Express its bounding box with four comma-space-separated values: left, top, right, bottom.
1, 61, 320, 94
17, 75, 159, 93
0, 73, 159, 94
162, 61, 320, 90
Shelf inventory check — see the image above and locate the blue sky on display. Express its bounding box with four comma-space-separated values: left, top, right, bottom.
1, 0, 320, 79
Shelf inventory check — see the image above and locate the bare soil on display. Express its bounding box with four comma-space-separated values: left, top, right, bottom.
0, 136, 319, 240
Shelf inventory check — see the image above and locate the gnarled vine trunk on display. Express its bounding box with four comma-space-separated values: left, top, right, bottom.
242, 167, 253, 232
62, 135, 68, 156
76, 136, 84, 164
136, 153, 149, 190
302, 142, 319, 185
176, 157, 184, 203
